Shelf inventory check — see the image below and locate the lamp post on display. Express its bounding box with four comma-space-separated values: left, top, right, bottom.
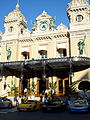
20, 62, 24, 96
67, 32, 73, 87
42, 60, 46, 80
42, 59, 46, 94
69, 58, 73, 86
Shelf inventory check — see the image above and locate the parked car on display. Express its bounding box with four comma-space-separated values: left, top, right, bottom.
17, 100, 44, 111
68, 99, 89, 113
0, 97, 12, 108
42, 99, 66, 112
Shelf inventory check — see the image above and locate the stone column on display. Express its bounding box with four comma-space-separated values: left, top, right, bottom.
63, 80, 65, 94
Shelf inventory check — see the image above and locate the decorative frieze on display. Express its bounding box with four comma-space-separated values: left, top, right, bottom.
54, 34, 67, 39
19, 39, 34, 43
35, 36, 52, 41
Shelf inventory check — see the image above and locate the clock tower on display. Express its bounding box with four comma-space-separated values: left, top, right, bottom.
67, 0, 90, 30
4, 3, 27, 36
32, 11, 55, 32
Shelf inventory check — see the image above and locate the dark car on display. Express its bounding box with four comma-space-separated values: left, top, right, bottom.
42, 99, 66, 112
0, 97, 12, 108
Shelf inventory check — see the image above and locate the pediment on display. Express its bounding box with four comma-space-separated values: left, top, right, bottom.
36, 11, 52, 20
56, 23, 68, 31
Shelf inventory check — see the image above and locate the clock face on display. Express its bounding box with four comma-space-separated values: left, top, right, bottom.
40, 22, 48, 31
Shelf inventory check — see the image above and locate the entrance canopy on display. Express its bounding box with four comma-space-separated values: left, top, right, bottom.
0, 56, 90, 79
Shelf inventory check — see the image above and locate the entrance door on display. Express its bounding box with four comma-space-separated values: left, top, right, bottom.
59, 80, 63, 93
65, 80, 69, 95
39, 80, 46, 94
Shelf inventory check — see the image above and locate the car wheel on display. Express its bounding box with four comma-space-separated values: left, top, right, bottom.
17, 108, 21, 112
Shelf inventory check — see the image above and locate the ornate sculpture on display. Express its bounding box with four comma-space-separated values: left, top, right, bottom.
31, 21, 37, 31
49, 17, 56, 30
77, 40, 85, 55
40, 20, 47, 24
6, 47, 12, 60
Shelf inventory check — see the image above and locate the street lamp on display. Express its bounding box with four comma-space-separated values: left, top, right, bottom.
67, 32, 73, 87
20, 62, 24, 95
42, 60, 46, 80
69, 58, 73, 86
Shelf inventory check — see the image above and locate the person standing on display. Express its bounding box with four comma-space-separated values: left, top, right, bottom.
14, 95, 18, 106
44, 93, 48, 103
40, 93, 43, 102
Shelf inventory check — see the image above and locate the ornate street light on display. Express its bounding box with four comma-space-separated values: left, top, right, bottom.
42, 60, 46, 80
67, 32, 73, 87
69, 58, 73, 86
20, 62, 24, 95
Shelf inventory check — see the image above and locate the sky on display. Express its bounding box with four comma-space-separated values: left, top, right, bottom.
0, 0, 72, 33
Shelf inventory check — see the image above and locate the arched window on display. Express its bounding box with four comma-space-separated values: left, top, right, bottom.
76, 15, 83, 22
38, 50, 47, 58
22, 52, 29, 59
8, 26, 14, 32
21, 47, 30, 60
57, 43, 67, 57
38, 45, 47, 58
21, 28, 23, 34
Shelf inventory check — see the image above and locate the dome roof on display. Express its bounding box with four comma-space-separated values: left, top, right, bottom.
68, 0, 89, 8
4, 3, 27, 23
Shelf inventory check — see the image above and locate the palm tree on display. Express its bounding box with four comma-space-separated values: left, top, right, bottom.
49, 78, 57, 94
27, 79, 36, 95
10, 84, 19, 94
78, 81, 90, 98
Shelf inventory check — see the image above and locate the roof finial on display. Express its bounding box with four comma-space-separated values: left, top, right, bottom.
16, 0, 20, 10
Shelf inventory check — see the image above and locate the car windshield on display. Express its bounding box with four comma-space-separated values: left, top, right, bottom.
46, 100, 62, 105
22, 100, 37, 104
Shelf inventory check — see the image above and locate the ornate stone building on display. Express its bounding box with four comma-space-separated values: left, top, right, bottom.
0, 0, 90, 96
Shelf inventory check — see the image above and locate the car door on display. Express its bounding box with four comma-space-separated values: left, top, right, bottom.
0, 98, 4, 108
2, 98, 9, 108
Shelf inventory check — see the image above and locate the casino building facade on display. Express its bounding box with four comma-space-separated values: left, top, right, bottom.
0, 0, 90, 96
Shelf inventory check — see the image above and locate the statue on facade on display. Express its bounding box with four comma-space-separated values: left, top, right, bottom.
49, 17, 56, 30
77, 40, 85, 55
6, 47, 12, 60
31, 21, 37, 31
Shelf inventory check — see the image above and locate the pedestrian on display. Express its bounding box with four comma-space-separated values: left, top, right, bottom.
21, 96, 24, 103
17, 96, 22, 104
44, 93, 48, 103
14, 95, 18, 106
40, 93, 43, 102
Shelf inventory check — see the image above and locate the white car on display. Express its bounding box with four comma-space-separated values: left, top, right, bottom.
0, 97, 12, 108
68, 99, 89, 112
